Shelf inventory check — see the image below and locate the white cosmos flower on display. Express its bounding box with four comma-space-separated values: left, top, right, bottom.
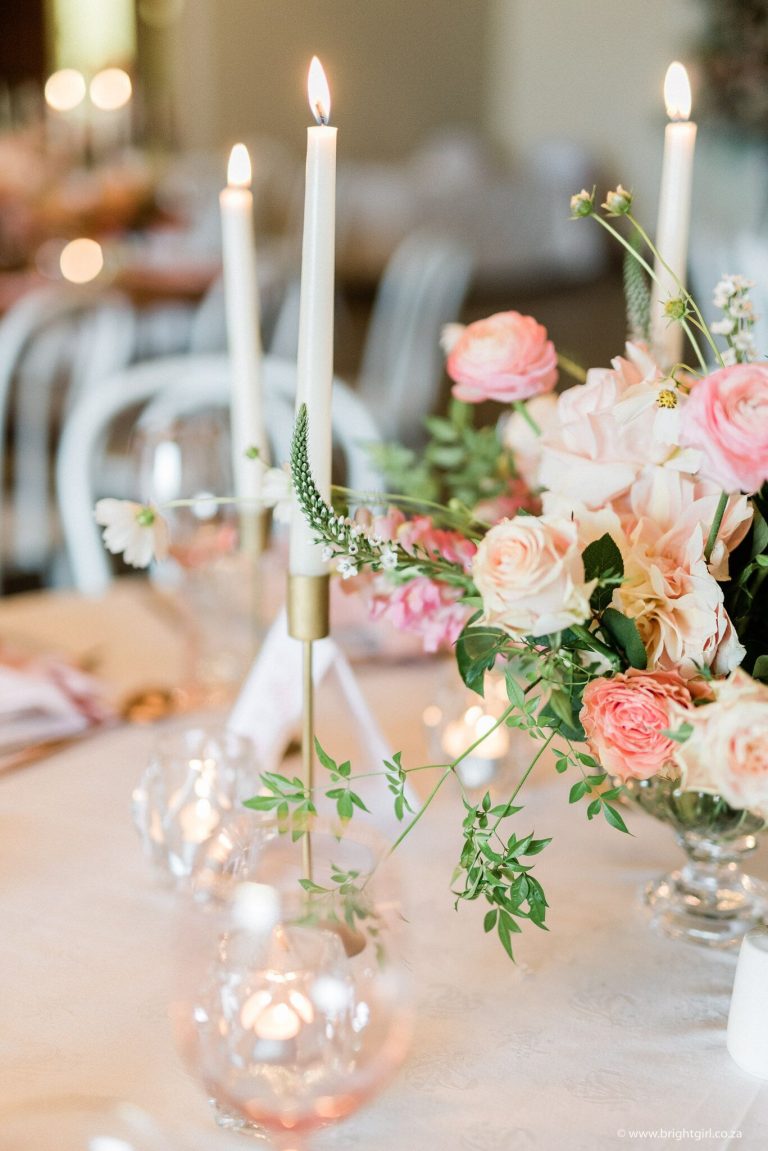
94, 499, 170, 568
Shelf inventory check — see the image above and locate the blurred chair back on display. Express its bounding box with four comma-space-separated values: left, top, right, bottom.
356, 232, 472, 445
0, 285, 136, 590
56, 352, 384, 594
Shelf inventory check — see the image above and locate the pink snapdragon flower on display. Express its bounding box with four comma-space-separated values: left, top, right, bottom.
444, 311, 558, 404
368, 576, 468, 653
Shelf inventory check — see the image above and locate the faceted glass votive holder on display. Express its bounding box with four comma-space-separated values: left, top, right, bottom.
132, 724, 258, 886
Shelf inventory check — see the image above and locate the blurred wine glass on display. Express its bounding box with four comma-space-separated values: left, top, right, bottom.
134, 407, 261, 706
174, 818, 413, 1147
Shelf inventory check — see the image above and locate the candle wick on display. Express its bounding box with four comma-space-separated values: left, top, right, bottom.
314, 101, 329, 126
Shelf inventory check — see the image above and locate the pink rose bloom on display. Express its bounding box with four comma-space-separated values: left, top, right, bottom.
539, 343, 697, 510
580, 668, 698, 781
502, 392, 560, 490
368, 575, 468, 653
681, 363, 768, 494
472, 514, 595, 639
445, 311, 558, 404
670, 670, 768, 816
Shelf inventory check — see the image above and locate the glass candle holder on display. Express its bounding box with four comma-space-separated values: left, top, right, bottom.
132, 724, 259, 885
174, 818, 413, 1146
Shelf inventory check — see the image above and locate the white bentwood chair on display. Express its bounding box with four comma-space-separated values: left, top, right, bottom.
55, 352, 384, 595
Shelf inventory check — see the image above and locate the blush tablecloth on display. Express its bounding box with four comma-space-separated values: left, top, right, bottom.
1, 583, 767, 1150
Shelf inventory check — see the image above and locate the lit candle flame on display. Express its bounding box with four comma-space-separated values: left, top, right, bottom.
227, 142, 252, 188
664, 61, 692, 122
44, 69, 86, 112
89, 67, 132, 112
307, 56, 331, 125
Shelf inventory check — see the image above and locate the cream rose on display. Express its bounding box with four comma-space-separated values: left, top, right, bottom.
472, 514, 595, 639
670, 670, 768, 817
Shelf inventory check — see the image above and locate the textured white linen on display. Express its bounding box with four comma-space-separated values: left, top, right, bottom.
1, 586, 768, 1150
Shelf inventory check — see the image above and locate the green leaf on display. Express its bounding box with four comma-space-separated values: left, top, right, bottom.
337, 791, 354, 821
661, 721, 693, 744
523, 837, 551, 856
603, 803, 631, 834
483, 908, 498, 933
569, 780, 589, 803
753, 654, 768, 682
601, 607, 648, 669
582, 533, 624, 586
586, 798, 602, 820
455, 625, 506, 694
547, 688, 577, 729
314, 739, 338, 775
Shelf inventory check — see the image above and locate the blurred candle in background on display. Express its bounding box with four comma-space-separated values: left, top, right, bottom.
44, 68, 87, 159
89, 67, 133, 157
219, 143, 267, 515
651, 61, 697, 370
289, 56, 337, 577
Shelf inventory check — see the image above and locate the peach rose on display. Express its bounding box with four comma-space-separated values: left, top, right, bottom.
670, 670, 768, 816
580, 668, 698, 781
472, 514, 594, 639
445, 311, 558, 404
680, 363, 768, 494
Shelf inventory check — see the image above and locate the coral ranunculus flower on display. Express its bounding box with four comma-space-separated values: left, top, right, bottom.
445, 311, 558, 404
681, 362, 768, 494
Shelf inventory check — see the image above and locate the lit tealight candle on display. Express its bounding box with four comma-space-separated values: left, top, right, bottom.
650, 61, 697, 370
289, 56, 337, 577
443, 706, 510, 789
219, 143, 267, 517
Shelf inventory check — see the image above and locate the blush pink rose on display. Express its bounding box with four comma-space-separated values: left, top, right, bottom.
445, 311, 558, 404
681, 363, 768, 493
670, 670, 768, 816
368, 575, 468, 653
580, 668, 698, 781
472, 514, 594, 639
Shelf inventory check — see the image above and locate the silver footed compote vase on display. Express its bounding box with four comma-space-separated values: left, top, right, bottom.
624, 776, 768, 947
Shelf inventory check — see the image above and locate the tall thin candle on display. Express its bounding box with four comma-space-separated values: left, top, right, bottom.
650, 61, 697, 370
289, 57, 337, 577
219, 143, 267, 507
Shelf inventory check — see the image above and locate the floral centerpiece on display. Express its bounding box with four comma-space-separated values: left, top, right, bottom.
97, 187, 768, 957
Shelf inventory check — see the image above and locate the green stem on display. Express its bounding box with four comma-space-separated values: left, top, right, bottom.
386, 767, 453, 856
704, 490, 730, 564
513, 400, 541, 436
557, 353, 588, 384
331, 485, 484, 530
570, 623, 621, 667
626, 213, 724, 370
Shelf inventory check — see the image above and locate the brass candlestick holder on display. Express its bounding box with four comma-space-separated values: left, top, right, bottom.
287, 572, 330, 879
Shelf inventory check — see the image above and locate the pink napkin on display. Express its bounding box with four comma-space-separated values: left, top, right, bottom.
0, 651, 115, 765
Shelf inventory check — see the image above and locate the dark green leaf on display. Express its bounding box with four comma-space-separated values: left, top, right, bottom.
582, 534, 624, 613
601, 607, 648, 669
603, 803, 631, 834
483, 908, 498, 933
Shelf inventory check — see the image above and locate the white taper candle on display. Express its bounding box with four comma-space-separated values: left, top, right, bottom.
650, 61, 697, 370
289, 57, 337, 577
219, 143, 267, 505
